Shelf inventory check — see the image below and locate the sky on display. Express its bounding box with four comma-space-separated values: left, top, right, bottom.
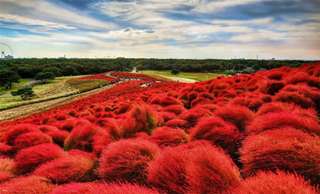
0, 0, 319, 59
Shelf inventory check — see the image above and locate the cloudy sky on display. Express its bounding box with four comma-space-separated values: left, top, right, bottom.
0, 0, 319, 59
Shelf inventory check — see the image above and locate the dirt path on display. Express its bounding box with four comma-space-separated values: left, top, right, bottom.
0, 83, 115, 121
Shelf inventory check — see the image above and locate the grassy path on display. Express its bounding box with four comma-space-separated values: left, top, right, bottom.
141, 70, 222, 82
0, 83, 114, 121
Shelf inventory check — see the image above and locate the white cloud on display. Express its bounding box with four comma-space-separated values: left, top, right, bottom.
0, 0, 117, 31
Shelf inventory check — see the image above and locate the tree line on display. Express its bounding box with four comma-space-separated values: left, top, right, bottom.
0, 58, 317, 89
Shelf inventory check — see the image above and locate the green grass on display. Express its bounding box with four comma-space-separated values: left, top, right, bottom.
141, 70, 223, 82
0, 76, 109, 111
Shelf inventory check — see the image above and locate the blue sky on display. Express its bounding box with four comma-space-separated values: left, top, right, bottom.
0, 0, 319, 59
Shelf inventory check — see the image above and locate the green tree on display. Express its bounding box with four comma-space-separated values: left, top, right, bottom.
11, 87, 34, 100
35, 71, 55, 81
0, 69, 20, 89
171, 68, 180, 75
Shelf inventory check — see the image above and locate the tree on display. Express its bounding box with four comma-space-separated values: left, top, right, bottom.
35, 71, 55, 81
11, 87, 34, 100
171, 68, 180, 75
0, 69, 20, 89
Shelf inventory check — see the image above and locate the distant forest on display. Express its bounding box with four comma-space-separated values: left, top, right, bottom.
0, 58, 318, 79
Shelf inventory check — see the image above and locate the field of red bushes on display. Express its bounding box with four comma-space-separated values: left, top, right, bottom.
0, 63, 319, 194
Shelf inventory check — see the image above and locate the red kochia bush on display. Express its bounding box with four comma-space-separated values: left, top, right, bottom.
274, 91, 315, 109
98, 139, 160, 183
148, 141, 240, 194
240, 128, 320, 184
246, 112, 320, 136
3, 124, 39, 145
179, 107, 213, 129
0, 158, 15, 182
15, 143, 66, 174
150, 94, 181, 107
0, 176, 55, 194
34, 155, 95, 184
228, 171, 318, 194
190, 117, 241, 154
215, 105, 254, 132
64, 122, 99, 151
13, 131, 52, 150
150, 126, 188, 148
186, 144, 241, 194
162, 104, 186, 115
0, 143, 14, 155
257, 102, 318, 119
147, 145, 190, 194
51, 183, 160, 194
49, 183, 106, 194
120, 103, 159, 136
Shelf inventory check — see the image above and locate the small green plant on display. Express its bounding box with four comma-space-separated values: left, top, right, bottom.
11, 87, 35, 100
171, 69, 180, 75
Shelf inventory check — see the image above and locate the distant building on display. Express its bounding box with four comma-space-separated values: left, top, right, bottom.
4, 55, 14, 59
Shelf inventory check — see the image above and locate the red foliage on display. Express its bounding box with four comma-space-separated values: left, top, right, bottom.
228, 171, 318, 194
240, 128, 320, 184
257, 102, 318, 119
215, 105, 254, 131
120, 103, 159, 136
98, 139, 160, 183
150, 126, 188, 148
147, 145, 190, 194
162, 104, 186, 115
15, 143, 66, 174
186, 144, 241, 194
190, 117, 241, 154
3, 124, 39, 146
64, 122, 99, 151
246, 112, 320, 136
0, 176, 55, 194
14, 131, 52, 150
34, 155, 95, 184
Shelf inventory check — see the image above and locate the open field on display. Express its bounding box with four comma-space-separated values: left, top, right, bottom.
0, 76, 108, 110
141, 70, 222, 82
0, 64, 319, 193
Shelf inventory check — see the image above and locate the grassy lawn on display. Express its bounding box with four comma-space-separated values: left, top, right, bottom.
0, 76, 108, 110
141, 70, 223, 82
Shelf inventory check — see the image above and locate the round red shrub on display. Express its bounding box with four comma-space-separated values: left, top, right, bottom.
147, 141, 212, 194
228, 171, 318, 194
50, 183, 106, 194
186, 144, 241, 194
0, 176, 55, 194
246, 112, 320, 136
15, 143, 66, 174
147, 146, 190, 194
0, 172, 13, 183
0, 158, 15, 175
95, 118, 121, 139
150, 126, 188, 148
34, 155, 95, 184
179, 107, 213, 129
190, 117, 241, 155
166, 118, 189, 129
215, 105, 254, 131
13, 131, 52, 150
0, 143, 14, 156
240, 128, 320, 184
150, 94, 181, 107
98, 139, 160, 183
64, 122, 99, 151
120, 104, 160, 136
274, 91, 315, 109
3, 124, 39, 145
257, 102, 318, 119
162, 104, 186, 115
